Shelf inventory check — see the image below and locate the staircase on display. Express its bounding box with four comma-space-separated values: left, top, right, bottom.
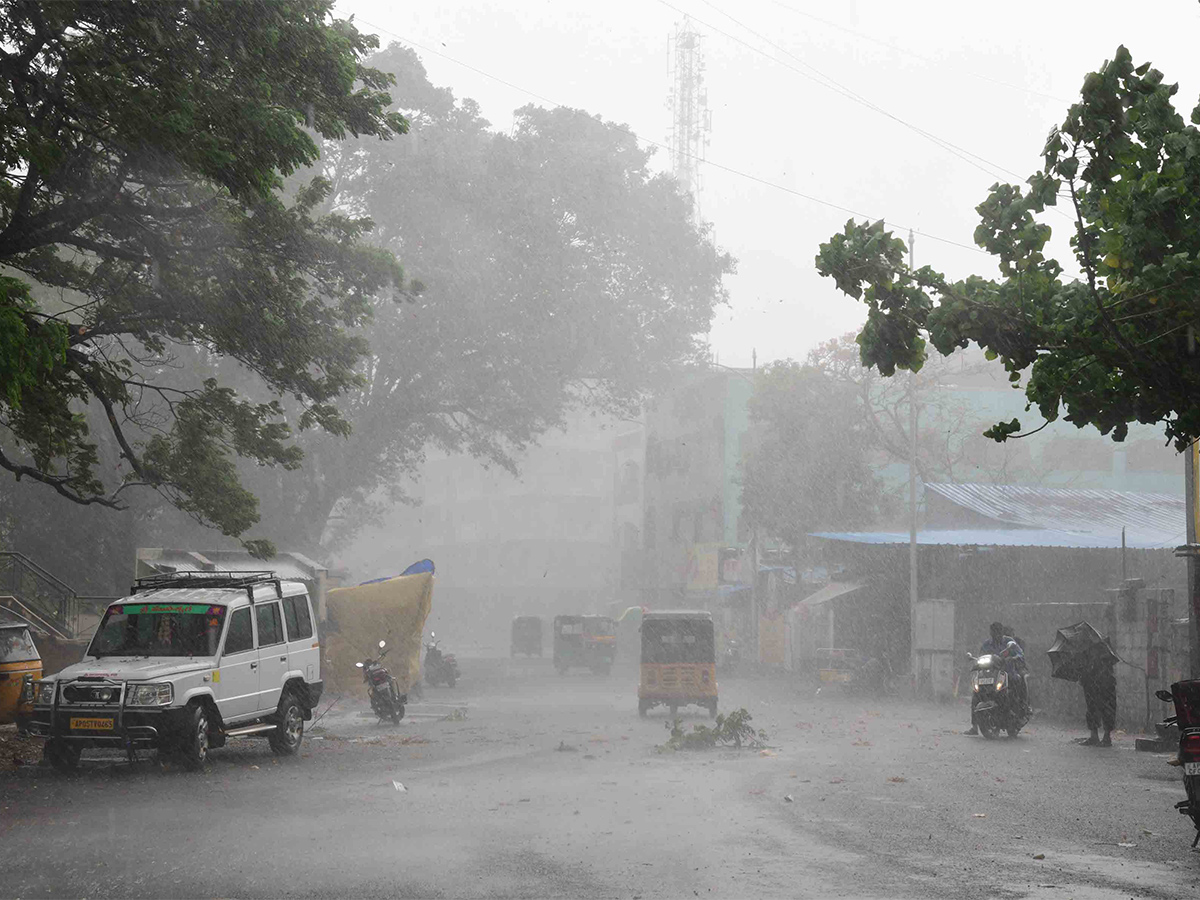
0, 551, 82, 640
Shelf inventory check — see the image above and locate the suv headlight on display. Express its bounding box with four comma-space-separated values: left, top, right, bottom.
33, 681, 56, 707
126, 683, 173, 707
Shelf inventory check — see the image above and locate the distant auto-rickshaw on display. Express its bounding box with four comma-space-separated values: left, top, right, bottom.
815, 647, 864, 687
1, 622, 42, 726
511, 616, 544, 657
638, 610, 717, 718
553, 615, 615, 675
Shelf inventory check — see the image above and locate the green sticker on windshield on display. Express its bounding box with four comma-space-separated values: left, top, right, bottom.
119, 604, 223, 615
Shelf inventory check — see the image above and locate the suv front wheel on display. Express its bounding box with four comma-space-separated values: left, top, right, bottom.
179, 703, 210, 771
269, 693, 304, 756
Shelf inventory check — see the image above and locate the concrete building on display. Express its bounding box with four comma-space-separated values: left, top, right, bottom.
638, 367, 755, 610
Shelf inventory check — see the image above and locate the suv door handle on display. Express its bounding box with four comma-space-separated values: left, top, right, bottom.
250, 662, 258, 670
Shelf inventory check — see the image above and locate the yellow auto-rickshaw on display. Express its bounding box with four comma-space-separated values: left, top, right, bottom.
638, 610, 717, 718
553, 615, 615, 675
1, 622, 42, 726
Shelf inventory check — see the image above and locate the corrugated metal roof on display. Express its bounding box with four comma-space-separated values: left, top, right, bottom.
811, 528, 1171, 550
923, 483, 1184, 549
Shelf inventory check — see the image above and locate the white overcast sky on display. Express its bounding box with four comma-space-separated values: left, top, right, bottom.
334, 0, 1200, 368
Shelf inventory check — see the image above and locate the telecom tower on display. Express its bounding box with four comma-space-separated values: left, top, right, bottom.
667, 17, 712, 219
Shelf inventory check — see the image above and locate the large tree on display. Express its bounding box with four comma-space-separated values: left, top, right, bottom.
0, 1, 407, 554
740, 359, 890, 563
229, 45, 734, 552
816, 46, 1200, 452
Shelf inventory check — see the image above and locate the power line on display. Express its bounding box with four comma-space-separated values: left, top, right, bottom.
676, 0, 1074, 215
677, 0, 1024, 183
765, 0, 1073, 105
355, 18, 987, 256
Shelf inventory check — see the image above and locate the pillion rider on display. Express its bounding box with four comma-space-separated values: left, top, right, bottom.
965, 622, 1029, 736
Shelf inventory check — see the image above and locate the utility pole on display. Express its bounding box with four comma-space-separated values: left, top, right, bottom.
907, 229, 920, 687
1186, 442, 1199, 678
749, 348, 759, 665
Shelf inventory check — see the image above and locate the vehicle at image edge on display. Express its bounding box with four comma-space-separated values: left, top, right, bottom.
357, 639, 405, 724
553, 614, 615, 675
18, 571, 322, 772
638, 610, 717, 718
423, 632, 459, 687
1, 621, 41, 727
510, 616, 544, 658
1155, 681, 1200, 847
967, 643, 1030, 739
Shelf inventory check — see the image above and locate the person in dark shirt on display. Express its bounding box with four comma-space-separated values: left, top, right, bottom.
1079, 652, 1117, 747
966, 622, 1027, 735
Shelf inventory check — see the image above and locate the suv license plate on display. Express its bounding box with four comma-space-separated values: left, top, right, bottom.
70, 717, 114, 731
1185, 762, 1200, 777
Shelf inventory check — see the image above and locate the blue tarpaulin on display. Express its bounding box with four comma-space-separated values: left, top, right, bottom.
355, 559, 435, 586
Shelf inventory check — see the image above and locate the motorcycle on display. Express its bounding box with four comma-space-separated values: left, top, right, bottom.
721, 639, 740, 675
423, 632, 459, 688
355, 640, 406, 724
1154, 682, 1200, 847
966, 642, 1030, 738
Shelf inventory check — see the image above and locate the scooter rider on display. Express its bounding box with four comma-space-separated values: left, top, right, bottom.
966, 622, 1029, 735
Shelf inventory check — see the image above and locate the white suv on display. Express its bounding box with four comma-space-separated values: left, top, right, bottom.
21, 571, 323, 771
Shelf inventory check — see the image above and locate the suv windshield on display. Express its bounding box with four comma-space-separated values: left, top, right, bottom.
88, 602, 227, 658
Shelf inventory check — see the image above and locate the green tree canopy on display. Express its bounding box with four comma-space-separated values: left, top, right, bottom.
816, 46, 1200, 452
226, 45, 734, 552
0, 0, 407, 554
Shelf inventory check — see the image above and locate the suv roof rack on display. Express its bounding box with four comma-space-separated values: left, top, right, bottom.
130, 571, 282, 601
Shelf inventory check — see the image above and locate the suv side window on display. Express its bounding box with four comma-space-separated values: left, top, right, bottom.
224, 607, 254, 654
256, 603, 283, 647
283, 595, 313, 641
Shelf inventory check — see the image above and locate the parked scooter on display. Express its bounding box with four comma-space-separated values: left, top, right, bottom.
966, 643, 1030, 738
1155, 683, 1200, 847
356, 640, 405, 724
423, 632, 459, 688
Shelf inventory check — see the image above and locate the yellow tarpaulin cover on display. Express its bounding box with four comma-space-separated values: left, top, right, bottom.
323, 572, 433, 694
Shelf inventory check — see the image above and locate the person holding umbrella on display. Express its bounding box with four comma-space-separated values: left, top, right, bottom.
1080, 653, 1117, 746
1047, 621, 1120, 748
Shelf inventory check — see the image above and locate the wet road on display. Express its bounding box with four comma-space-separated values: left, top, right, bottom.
1, 658, 1198, 899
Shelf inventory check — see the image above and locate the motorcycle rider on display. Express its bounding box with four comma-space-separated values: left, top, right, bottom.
966, 622, 1029, 735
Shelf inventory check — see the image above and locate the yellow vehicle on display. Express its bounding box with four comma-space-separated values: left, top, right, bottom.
638, 611, 717, 718
1, 622, 42, 726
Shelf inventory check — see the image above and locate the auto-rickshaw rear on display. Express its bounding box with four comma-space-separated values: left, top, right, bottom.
638, 611, 717, 717
511, 616, 544, 657
553, 615, 615, 674
1, 622, 42, 726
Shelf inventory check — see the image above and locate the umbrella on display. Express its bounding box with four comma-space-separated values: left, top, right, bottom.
1047, 621, 1119, 682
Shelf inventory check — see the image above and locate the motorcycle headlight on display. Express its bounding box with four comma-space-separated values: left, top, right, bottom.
33, 681, 56, 707
126, 683, 174, 707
